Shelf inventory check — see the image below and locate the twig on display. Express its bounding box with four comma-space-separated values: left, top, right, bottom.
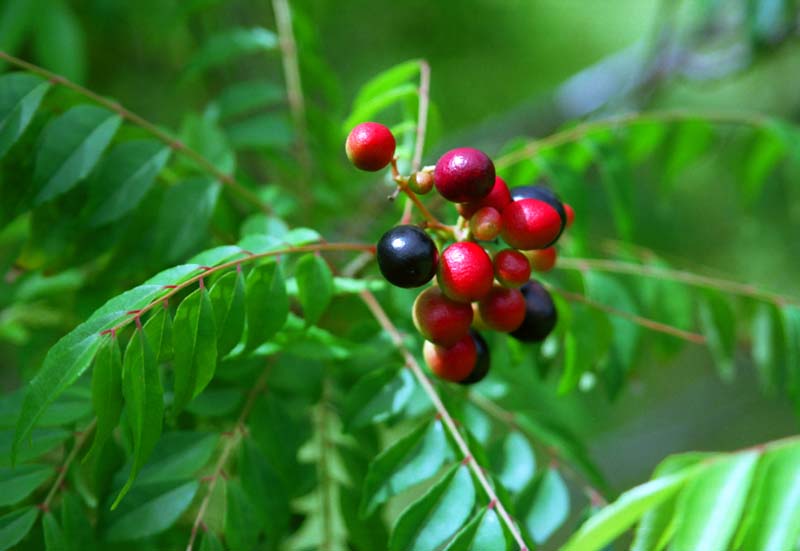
556, 257, 797, 307
402, 60, 432, 225
547, 284, 707, 345
358, 290, 529, 551
0, 50, 271, 214
40, 419, 97, 510
185, 365, 272, 551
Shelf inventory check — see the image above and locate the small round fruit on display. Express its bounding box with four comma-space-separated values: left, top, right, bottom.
376, 225, 438, 288
434, 148, 495, 203
564, 203, 575, 228
469, 207, 502, 241
423, 334, 477, 383
459, 331, 490, 385
511, 185, 567, 241
477, 285, 526, 333
413, 286, 473, 346
526, 247, 557, 272
501, 198, 563, 250
493, 249, 531, 287
409, 171, 434, 194
457, 176, 512, 219
437, 242, 494, 303
510, 281, 557, 342
345, 122, 396, 171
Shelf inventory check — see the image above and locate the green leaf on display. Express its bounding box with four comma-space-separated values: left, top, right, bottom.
0, 464, 54, 506
562, 469, 697, 551
153, 177, 221, 263
443, 508, 509, 551
245, 261, 288, 350
226, 113, 293, 150
238, 439, 289, 539
178, 113, 235, 174
61, 492, 94, 551
112, 328, 163, 509
517, 468, 568, 544
344, 365, 414, 430
42, 511, 65, 551
143, 306, 173, 364
210, 79, 284, 120
31, 0, 85, 83
209, 270, 246, 357
492, 431, 536, 494
353, 60, 420, 110
671, 452, 759, 550
663, 120, 714, 192
295, 253, 334, 326
33, 104, 122, 204
751, 303, 785, 393
1, 428, 69, 467
85, 140, 171, 227
0, 507, 38, 551
782, 305, 800, 396
736, 442, 800, 550
698, 292, 737, 381
0, 73, 50, 159
743, 126, 785, 203
199, 532, 225, 551
106, 480, 199, 540
226, 479, 260, 551
361, 420, 450, 517
172, 287, 218, 414
85, 335, 123, 464
185, 27, 278, 78
186, 387, 243, 417
389, 463, 476, 551
559, 306, 612, 394
344, 83, 418, 133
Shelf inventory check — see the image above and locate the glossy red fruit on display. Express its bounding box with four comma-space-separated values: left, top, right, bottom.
477, 285, 526, 333
459, 330, 490, 385
493, 249, 531, 288
413, 286, 473, 347
457, 176, 512, 219
501, 198, 563, 250
437, 242, 494, 303
434, 148, 495, 203
345, 122, 396, 171
564, 203, 575, 228
469, 207, 502, 241
527, 247, 557, 272
423, 334, 477, 383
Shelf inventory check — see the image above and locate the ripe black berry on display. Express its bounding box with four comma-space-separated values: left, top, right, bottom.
376, 225, 438, 288
509, 281, 557, 342
459, 330, 490, 385
510, 185, 567, 245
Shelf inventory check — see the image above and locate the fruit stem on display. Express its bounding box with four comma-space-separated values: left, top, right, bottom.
390, 158, 447, 229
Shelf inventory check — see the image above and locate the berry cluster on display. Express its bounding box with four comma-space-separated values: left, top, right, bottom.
347, 122, 573, 385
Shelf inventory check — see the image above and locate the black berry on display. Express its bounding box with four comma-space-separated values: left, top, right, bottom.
376, 225, 438, 288
509, 281, 557, 342
510, 185, 567, 245
459, 330, 490, 385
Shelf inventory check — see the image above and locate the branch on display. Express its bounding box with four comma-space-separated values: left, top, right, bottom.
185, 364, 272, 551
0, 50, 271, 214
556, 257, 798, 307
358, 290, 529, 551
40, 418, 97, 511
402, 59, 432, 225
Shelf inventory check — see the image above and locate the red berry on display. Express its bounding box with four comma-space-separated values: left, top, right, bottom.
493, 249, 531, 287
345, 122, 396, 171
457, 176, 512, 219
526, 247, 557, 272
437, 242, 494, 303
469, 207, 502, 241
564, 203, 575, 228
413, 286, 473, 347
423, 334, 477, 383
477, 285, 526, 333
501, 198, 563, 250
434, 148, 495, 203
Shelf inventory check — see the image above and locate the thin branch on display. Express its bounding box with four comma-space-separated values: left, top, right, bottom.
358, 290, 529, 551
40, 419, 97, 510
494, 109, 773, 170
0, 50, 271, 214
556, 257, 798, 307
185, 364, 272, 551
411, 60, 431, 172
547, 284, 707, 345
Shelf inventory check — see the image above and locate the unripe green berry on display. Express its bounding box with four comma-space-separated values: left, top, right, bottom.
469, 207, 502, 241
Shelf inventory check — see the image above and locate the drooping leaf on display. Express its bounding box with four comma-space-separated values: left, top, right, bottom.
0, 464, 54, 506
185, 27, 278, 78
106, 480, 199, 540
210, 79, 285, 121
186, 387, 243, 417
0, 72, 50, 159
33, 104, 122, 204
226, 113, 293, 150
751, 302, 785, 393
491, 431, 536, 494
0, 507, 38, 551
85, 335, 123, 464
245, 261, 288, 350
344, 83, 418, 133
209, 270, 246, 357
112, 328, 163, 508
352, 60, 420, 111
388, 463, 476, 551
31, 0, 86, 83
61, 493, 94, 551
172, 287, 217, 414
143, 306, 173, 364
517, 468, 569, 544
42, 511, 66, 551
1, 428, 69, 467
698, 291, 737, 381
153, 177, 221, 263
443, 508, 510, 551
295, 253, 334, 326
742, 125, 785, 203
239, 439, 290, 541
782, 305, 800, 396
226, 479, 260, 551
178, 113, 235, 174
199, 532, 225, 551
344, 365, 414, 430
662, 120, 714, 193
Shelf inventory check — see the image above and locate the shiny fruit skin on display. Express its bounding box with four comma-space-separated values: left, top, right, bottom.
413, 286, 473, 346
376, 225, 438, 288
345, 122, 396, 171
459, 331, 490, 385
457, 176, 512, 219
469, 207, 502, 241
526, 247, 557, 272
493, 249, 531, 287
434, 148, 495, 203
501, 198, 563, 250
436, 242, 494, 303
477, 285, 526, 332
423, 334, 477, 382
564, 203, 575, 228
511, 185, 567, 242
509, 281, 557, 342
